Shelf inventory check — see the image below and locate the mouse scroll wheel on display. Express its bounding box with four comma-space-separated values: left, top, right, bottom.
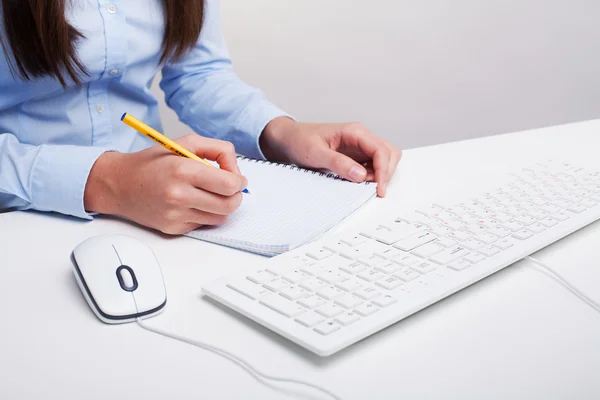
116, 265, 138, 292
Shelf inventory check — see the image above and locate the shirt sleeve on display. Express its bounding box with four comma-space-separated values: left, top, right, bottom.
0, 133, 110, 219
159, 0, 292, 160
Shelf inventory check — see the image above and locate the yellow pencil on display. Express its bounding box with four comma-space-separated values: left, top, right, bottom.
121, 113, 248, 193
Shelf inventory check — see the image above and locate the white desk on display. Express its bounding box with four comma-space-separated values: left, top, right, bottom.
2, 120, 600, 400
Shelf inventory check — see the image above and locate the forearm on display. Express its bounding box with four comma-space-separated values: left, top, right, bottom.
0, 133, 112, 218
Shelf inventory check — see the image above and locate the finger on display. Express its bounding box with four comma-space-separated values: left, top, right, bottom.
316, 149, 368, 183
184, 208, 229, 226
343, 127, 392, 197
184, 187, 243, 215
176, 135, 241, 174
178, 159, 248, 196
358, 140, 390, 197
385, 144, 402, 184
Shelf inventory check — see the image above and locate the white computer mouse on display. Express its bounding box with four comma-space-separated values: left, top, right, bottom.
71, 234, 167, 324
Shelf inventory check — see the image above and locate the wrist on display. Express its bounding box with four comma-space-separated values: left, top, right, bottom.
84, 151, 125, 215
260, 116, 296, 162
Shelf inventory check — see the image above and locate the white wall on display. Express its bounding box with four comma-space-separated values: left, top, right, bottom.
154, 0, 600, 149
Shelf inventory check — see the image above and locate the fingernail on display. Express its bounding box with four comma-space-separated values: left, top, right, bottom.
349, 166, 366, 182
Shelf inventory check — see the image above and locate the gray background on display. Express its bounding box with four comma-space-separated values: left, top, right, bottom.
153, 0, 600, 149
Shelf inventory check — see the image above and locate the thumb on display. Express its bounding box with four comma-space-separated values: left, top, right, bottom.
320, 149, 367, 182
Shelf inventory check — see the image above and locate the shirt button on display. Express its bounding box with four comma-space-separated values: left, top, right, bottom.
109, 68, 120, 76
96, 104, 105, 113
107, 4, 117, 14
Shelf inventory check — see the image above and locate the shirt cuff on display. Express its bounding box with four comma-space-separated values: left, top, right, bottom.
233, 101, 295, 160
30, 145, 113, 220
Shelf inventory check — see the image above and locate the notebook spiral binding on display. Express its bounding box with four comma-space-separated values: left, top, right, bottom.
236, 156, 373, 185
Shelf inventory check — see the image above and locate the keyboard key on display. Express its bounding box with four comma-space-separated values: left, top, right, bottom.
314, 321, 341, 335
393, 254, 422, 267
281, 255, 315, 270
449, 230, 473, 241
447, 259, 472, 271
317, 285, 345, 300
436, 238, 458, 248
263, 278, 290, 292
552, 199, 572, 209
339, 234, 367, 247
295, 312, 325, 328
526, 210, 549, 220
360, 225, 415, 245
374, 262, 401, 274
539, 217, 559, 227
279, 286, 309, 300
357, 255, 389, 268
460, 239, 485, 250
567, 204, 586, 213
375, 276, 403, 290
429, 246, 470, 265
282, 270, 310, 284
527, 223, 546, 234
354, 286, 382, 300
357, 269, 386, 282
316, 303, 345, 318
411, 242, 445, 258
440, 220, 463, 230
487, 227, 511, 238
473, 232, 498, 244
540, 203, 561, 214
227, 280, 272, 300
319, 255, 355, 269
316, 269, 347, 284
553, 211, 570, 221
354, 303, 379, 317
260, 295, 307, 317
298, 295, 327, 309
463, 252, 486, 264
300, 264, 326, 277
334, 294, 363, 309
372, 295, 397, 307
393, 231, 436, 251
500, 221, 524, 232
335, 279, 363, 292
512, 229, 534, 240
580, 198, 598, 207
411, 261, 436, 274
306, 248, 334, 260
375, 247, 407, 260
338, 261, 367, 275
246, 270, 276, 284
493, 237, 515, 250
393, 267, 421, 282
299, 278, 326, 293
479, 245, 500, 257
334, 312, 361, 326
513, 215, 537, 226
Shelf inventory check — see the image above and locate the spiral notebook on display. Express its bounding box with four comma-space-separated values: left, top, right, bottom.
184, 157, 376, 256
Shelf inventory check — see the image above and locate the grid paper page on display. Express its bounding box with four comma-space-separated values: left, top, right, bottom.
184, 158, 376, 256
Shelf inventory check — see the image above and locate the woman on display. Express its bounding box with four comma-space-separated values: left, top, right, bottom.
0, 0, 401, 235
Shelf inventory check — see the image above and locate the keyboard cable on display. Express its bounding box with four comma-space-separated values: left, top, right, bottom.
523, 256, 600, 315
135, 316, 342, 400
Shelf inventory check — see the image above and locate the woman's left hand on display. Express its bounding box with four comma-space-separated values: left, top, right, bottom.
260, 117, 402, 197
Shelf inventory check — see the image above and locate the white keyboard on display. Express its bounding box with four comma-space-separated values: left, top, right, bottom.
202, 160, 600, 356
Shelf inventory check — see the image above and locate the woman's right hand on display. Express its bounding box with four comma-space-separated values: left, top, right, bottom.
84, 134, 247, 235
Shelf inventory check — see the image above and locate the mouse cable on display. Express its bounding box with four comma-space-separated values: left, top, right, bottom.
523, 256, 600, 315
135, 318, 342, 400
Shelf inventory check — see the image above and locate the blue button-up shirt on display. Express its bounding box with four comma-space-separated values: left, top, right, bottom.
0, 0, 288, 219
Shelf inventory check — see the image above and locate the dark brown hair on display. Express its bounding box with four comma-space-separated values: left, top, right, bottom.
0, 0, 204, 86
